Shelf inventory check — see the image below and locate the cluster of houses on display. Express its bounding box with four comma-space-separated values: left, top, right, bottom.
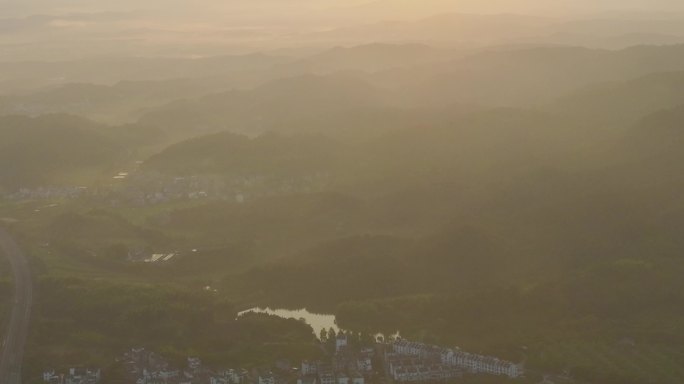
296, 335, 370, 384
297, 360, 366, 384
110, 174, 225, 206
389, 340, 523, 379
106, 172, 330, 207
41, 336, 524, 384
386, 355, 462, 383
42, 367, 101, 384
3, 186, 87, 200
120, 347, 249, 384
127, 251, 179, 264
2, 171, 331, 208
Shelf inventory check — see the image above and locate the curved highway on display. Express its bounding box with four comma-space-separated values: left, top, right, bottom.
0, 228, 32, 384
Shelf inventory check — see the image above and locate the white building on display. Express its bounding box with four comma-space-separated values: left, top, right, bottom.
297, 376, 318, 384
351, 371, 365, 384
211, 369, 242, 384
316, 362, 335, 384
387, 354, 461, 383
158, 368, 180, 380
336, 334, 348, 352
392, 340, 442, 359
441, 348, 523, 378
64, 368, 101, 384
302, 361, 319, 375
187, 357, 202, 371
336, 372, 350, 384
43, 370, 61, 383
356, 357, 372, 373
259, 372, 276, 384
391, 340, 523, 379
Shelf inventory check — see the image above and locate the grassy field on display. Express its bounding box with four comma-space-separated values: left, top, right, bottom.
0, 199, 244, 279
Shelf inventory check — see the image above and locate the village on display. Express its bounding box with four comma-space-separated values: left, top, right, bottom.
40, 336, 524, 384
1, 170, 332, 207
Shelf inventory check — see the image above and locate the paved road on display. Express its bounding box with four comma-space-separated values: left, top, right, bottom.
0, 229, 32, 384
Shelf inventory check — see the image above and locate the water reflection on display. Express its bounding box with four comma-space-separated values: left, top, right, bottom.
238, 307, 400, 340
238, 307, 339, 337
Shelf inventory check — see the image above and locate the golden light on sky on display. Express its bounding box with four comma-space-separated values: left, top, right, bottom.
4, 0, 684, 19
3, 0, 684, 61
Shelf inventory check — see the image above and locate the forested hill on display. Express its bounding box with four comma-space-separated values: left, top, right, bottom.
0, 115, 122, 188
143, 131, 341, 176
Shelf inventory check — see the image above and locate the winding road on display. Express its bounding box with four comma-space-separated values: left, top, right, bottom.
0, 228, 32, 384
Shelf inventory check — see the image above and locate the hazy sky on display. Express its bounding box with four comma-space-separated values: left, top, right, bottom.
3, 0, 684, 19
3, 0, 684, 61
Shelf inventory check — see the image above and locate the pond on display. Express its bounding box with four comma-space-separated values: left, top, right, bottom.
238, 307, 400, 340
238, 307, 339, 337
